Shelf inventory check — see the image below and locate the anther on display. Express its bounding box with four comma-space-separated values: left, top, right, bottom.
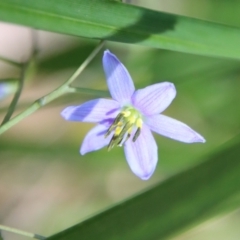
122, 132, 131, 145
107, 135, 118, 151
104, 125, 115, 138
104, 113, 123, 138
105, 108, 143, 150
133, 127, 141, 142
114, 113, 124, 124
122, 110, 131, 117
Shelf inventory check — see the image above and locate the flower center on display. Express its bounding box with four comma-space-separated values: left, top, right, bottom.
105, 107, 143, 151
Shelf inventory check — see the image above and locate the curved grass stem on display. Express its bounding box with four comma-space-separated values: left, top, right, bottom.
0, 40, 105, 135
0, 56, 22, 68
0, 224, 45, 240
1, 63, 26, 125
68, 86, 109, 97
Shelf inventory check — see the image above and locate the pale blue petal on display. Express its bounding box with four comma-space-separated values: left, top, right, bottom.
102, 50, 135, 104
132, 82, 176, 115
0, 83, 7, 100
80, 124, 112, 155
61, 98, 120, 123
124, 124, 158, 180
146, 114, 206, 143
0, 82, 16, 100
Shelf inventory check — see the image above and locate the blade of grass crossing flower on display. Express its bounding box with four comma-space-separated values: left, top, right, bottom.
0, 0, 240, 59
46, 133, 240, 240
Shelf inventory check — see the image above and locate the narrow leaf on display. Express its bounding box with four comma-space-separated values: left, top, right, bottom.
0, 0, 240, 59
46, 134, 240, 240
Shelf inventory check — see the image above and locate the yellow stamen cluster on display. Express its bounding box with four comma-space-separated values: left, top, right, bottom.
105, 108, 143, 151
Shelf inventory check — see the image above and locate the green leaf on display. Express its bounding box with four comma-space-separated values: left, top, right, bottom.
0, 0, 240, 59
46, 134, 240, 240
38, 43, 97, 72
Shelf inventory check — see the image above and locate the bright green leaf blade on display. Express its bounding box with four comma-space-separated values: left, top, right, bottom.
46, 134, 240, 240
0, 0, 240, 59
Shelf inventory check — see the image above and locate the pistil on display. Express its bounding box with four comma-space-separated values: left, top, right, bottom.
105, 108, 143, 150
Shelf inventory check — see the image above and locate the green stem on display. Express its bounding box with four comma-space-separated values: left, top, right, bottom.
30, 29, 39, 56
68, 87, 110, 97
0, 56, 21, 68
1, 30, 39, 125
0, 40, 105, 135
1, 64, 26, 125
0, 224, 45, 240
64, 40, 105, 86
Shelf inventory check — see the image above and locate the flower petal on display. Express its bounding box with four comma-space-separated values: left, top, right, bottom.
80, 124, 112, 155
102, 50, 135, 104
61, 98, 120, 123
132, 82, 176, 115
124, 124, 158, 180
146, 114, 206, 143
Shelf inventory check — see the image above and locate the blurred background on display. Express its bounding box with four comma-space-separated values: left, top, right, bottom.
0, 0, 240, 239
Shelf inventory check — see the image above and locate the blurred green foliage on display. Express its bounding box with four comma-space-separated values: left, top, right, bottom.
0, 0, 240, 240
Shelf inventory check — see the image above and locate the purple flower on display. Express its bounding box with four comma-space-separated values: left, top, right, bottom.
61, 50, 205, 180
0, 80, 17, 100
0, 83, 7, 100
